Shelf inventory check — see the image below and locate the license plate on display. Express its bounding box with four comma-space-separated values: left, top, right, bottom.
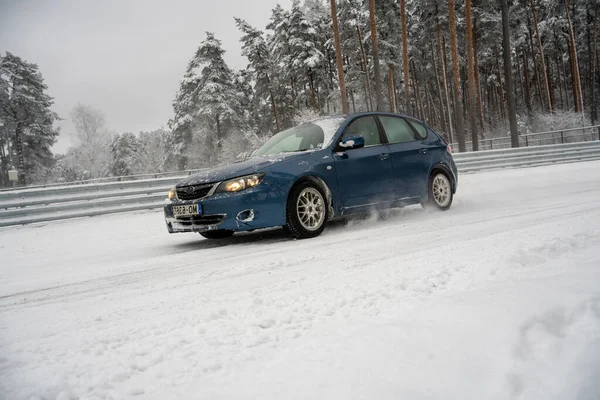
172, 203, 202, 217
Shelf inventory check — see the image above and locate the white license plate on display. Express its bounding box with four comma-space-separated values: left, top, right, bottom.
172, 203, 202, 217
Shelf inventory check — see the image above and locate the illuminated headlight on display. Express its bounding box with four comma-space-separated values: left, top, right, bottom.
168, 187, 177, 201
215, 173, 265, 194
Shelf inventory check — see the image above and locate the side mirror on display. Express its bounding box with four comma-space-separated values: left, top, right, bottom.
338, 136, 365, 150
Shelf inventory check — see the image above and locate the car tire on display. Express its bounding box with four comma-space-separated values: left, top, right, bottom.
199, 230, 234, 239
285, 181, 328, 239
422, 171, 453, 211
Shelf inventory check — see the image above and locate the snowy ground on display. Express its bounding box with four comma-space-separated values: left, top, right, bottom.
1, 161, 600, 400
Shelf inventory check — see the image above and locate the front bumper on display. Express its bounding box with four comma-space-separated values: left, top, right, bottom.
164, 183, 287, 234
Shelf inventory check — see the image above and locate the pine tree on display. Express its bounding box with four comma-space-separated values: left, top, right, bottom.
170, 33, 241, 168
235, 18, 281, 131
108, 132, 138, 177
0, 52, 60, 185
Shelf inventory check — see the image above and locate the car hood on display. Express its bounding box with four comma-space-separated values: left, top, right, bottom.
176, 152, 307, 187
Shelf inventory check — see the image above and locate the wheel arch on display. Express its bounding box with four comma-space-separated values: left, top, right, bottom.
287, 175, 335, 220
429, 163, 457, 194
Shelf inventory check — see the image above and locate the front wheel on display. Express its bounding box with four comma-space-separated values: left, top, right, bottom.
199, 230, 234, 239
285, 182, 328, 239
422, 172, 453, 210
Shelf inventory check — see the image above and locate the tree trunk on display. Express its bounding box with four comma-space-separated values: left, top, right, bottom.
495, 47, 506, 121
529, 0, 552, 113
436, 5, 454, 142
522, 50, 533, 115
527, 15, 543, 110
592, 3, 598, 123
368, 0, 384, 110
473, 18, 485, 133
387, 65, 397, 112
269, 89, 281, 132
448, 0, 466, 151
516, 52, 525, 109
330, 0, 349, 114
545, 57, 555, 111
555, 54, 564, 110
350, 89, 356, 113
562, 55, 571, 110
410, 59, 423, 120
501, 0, 519, 148
291, 77, 296, 111
465, 0, 479, 150
430, 40, 449, 136
400, 0, 411, 114
308, 70, 318, 111
215, 115, 221, 153
355, 21, 373, 111
564, 0, 584, 117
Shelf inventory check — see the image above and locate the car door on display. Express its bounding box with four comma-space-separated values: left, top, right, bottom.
333, 116, 395, 210
377, 115, 433, 200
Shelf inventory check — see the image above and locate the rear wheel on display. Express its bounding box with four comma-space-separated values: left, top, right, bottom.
199, 230, 234, 239
422, 172, 453, 210
285, 182, 327, 239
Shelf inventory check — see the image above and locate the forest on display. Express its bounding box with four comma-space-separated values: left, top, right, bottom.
1, 0, 598, 186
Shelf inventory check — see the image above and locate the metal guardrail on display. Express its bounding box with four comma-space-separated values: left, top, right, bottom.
450, 124, 600, 152
1, 140, 599, 227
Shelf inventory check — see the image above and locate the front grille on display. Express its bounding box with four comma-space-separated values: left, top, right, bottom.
174, 214, 225, 226
176, 183, 214, 200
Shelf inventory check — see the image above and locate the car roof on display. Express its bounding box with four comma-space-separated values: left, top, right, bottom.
317, 111, 425, 124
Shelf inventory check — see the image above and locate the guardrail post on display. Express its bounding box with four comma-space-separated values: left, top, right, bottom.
597, 126, 600, 141
561, 131, 564, 143
525, 135, 529, 147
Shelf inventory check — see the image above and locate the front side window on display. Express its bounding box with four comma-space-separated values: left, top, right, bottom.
341, 116, 382, 147
379, 116, 417, 144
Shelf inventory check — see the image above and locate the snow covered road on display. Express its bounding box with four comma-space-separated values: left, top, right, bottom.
1, 161, 600, 399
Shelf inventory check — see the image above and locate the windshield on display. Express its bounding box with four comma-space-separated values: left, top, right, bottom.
253, 117, 345, 157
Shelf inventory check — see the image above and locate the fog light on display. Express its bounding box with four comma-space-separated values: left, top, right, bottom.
236, 209, 255, 222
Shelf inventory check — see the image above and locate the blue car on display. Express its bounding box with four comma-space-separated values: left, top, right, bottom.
164, 112, 458, 239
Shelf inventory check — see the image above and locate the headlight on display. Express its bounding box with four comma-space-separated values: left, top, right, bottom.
215, 173, 265, 194
168, 187, 177, 200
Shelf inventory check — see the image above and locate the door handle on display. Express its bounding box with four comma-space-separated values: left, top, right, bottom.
379, 153, 390, 161
419, 149, 429, 155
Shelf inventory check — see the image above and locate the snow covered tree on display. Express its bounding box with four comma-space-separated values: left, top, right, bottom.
235, 18, 282, 131
108, 132, 138, 177
170, 32, 242, 168
134, 128, 171, 174
0, 52, 60, 185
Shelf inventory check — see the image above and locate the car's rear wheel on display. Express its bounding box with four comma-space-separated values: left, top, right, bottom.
199, 230, 234, 239
285, 182, 327, 239
422, 172, 453, 210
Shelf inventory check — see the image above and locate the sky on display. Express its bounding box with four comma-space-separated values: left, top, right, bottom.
0, 0, 292, 153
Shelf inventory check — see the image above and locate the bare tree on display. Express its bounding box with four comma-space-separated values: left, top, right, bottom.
501, 0, 519, 148
465, 0, 479, 150
70, 104, 109, 178
70, 104, 107, 147
400, 0, 411, 114
564, 0, 584, 116
368, 0, 384, 110
529, 0, 552, 113
448, 0, 466, 151
330, 0, 349, 114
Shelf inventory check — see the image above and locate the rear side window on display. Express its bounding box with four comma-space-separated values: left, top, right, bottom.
408, 120, 428, 140
379, 116, 417, 144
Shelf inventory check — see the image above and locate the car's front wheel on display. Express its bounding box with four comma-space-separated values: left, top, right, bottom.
285, 182, 327, 239
199, 230, 234, 239
422, 172, 453, 210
